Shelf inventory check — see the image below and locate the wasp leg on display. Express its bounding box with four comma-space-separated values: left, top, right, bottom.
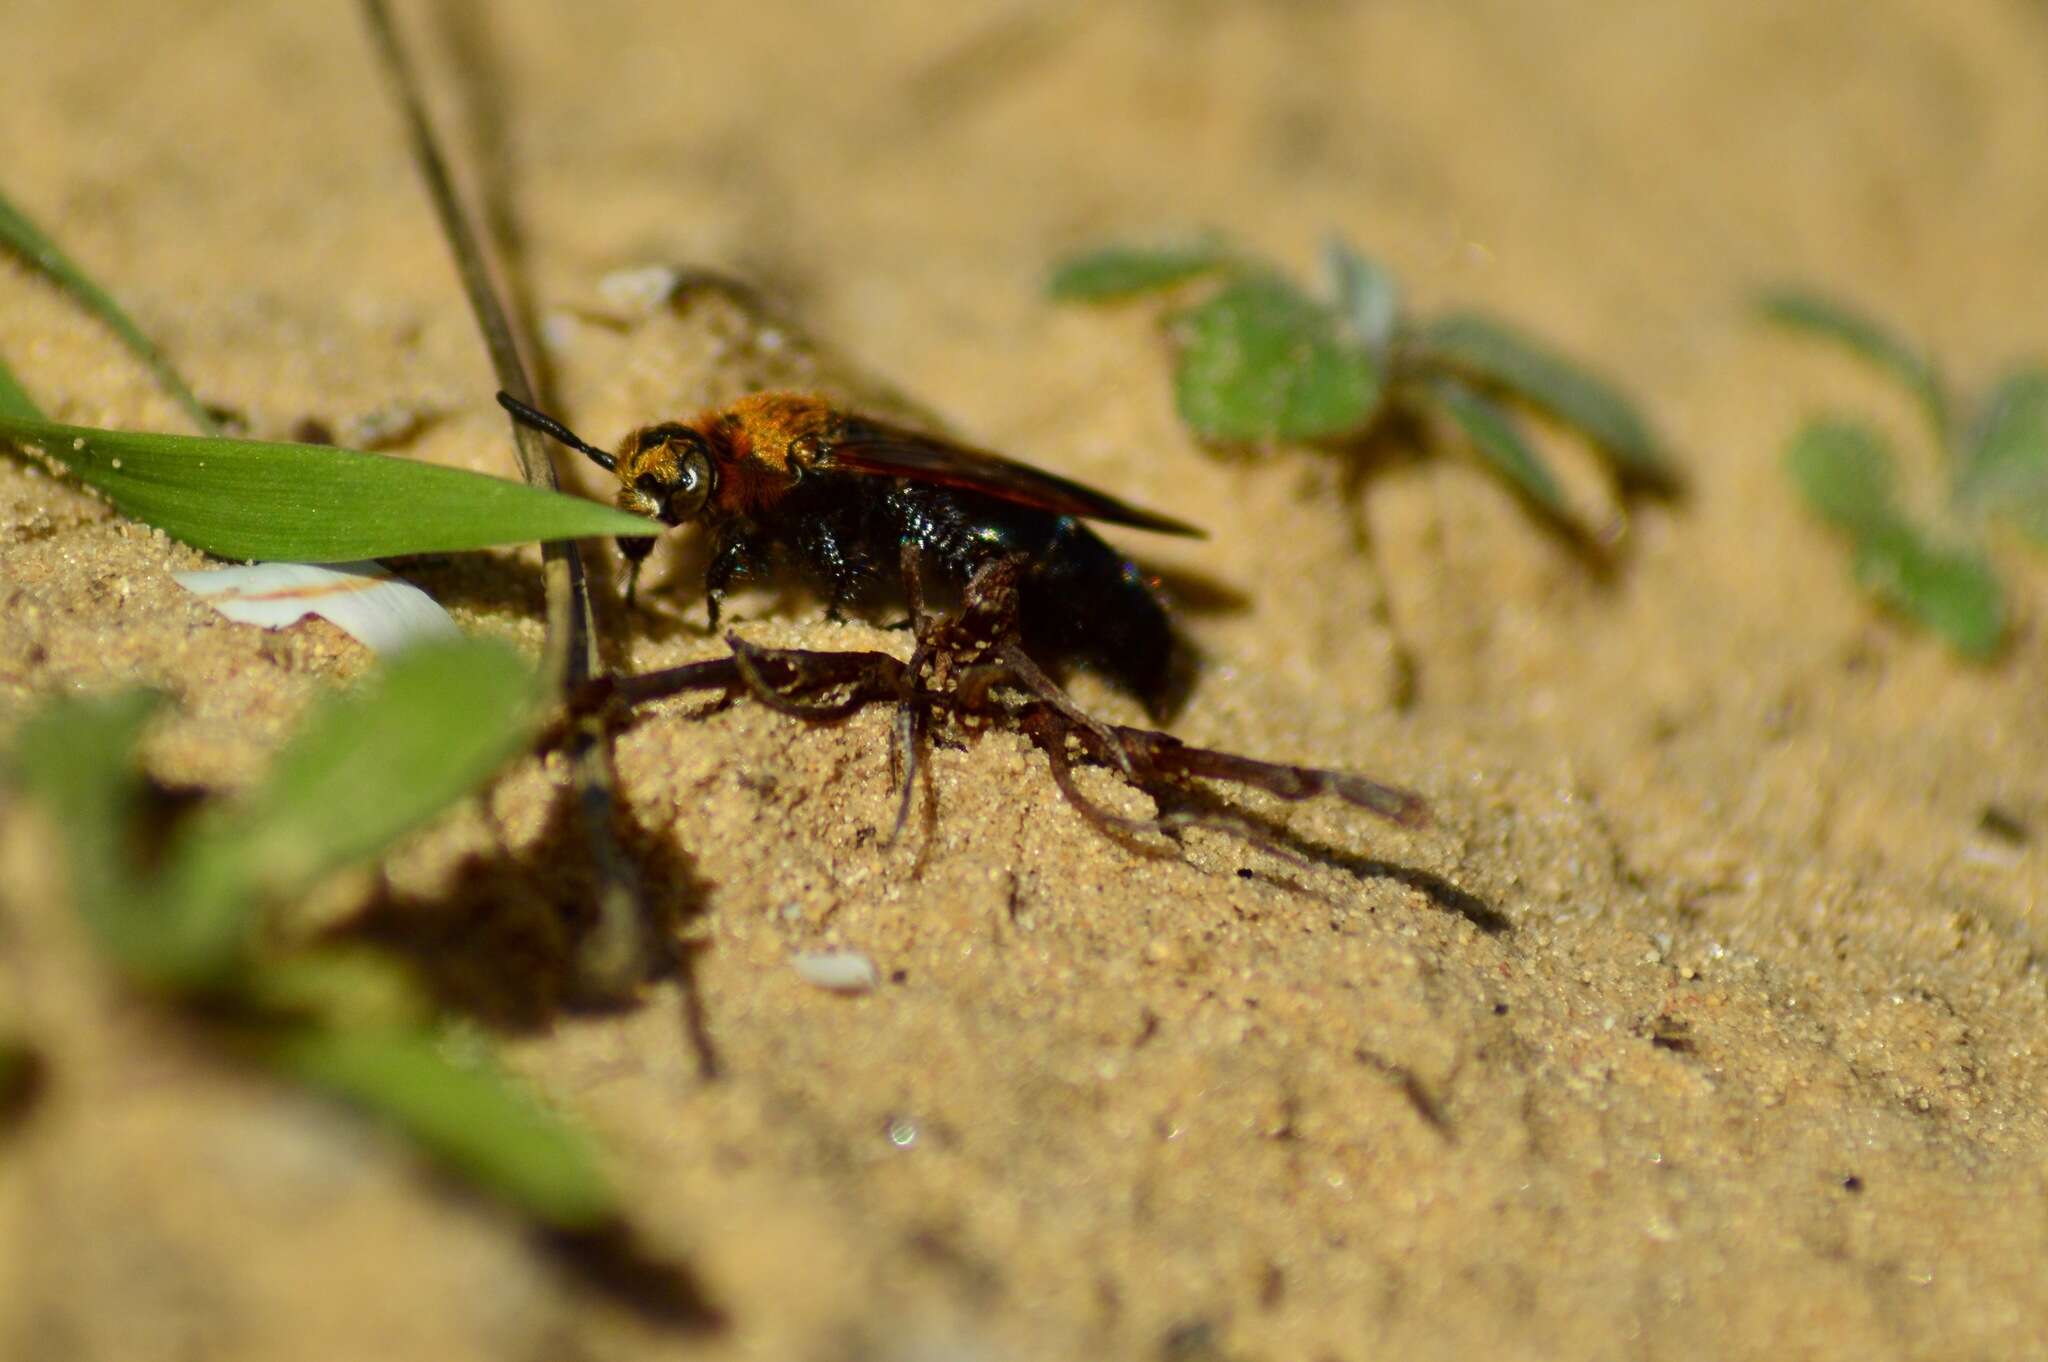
615, 534, 656, 609
705, 531, 770, 633
1020, 710, 1176, 855
725, 635, 903, 721
1014, 707, 1314, 865
1103, 727, 1429, 828
995, 641, 1134, 776
884, 543, 938, 843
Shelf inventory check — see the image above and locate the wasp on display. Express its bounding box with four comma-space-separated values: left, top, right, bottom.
498, 390, 1202, 716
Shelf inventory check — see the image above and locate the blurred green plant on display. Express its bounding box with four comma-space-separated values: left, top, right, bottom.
1049, 235, 1677, 544
0, 183, 653, 560
4, 640, 620, 1229
1759, 288, 2048, 658
0, 186, 219, 432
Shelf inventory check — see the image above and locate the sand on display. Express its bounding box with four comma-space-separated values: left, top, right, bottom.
3, 2, 2046, 1359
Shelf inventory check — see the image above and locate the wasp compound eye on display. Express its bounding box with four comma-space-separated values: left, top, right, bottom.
666, 445, 715, 522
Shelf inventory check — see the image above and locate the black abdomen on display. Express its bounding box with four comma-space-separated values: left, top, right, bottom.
884, 482, 1180, 717
762, 477, 1181, 716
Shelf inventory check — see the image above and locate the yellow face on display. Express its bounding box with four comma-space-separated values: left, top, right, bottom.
613, 423, 717, 526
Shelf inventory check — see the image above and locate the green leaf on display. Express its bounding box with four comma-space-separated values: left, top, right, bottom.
175, 639, 541, 911
1425, 375, 1571, 520
1784, 419, 1898, 534
1755, 288, 1949, 451
1324, 238, 1402, 356
0, 351, 42, 422
1955, 367, 2048, 543
1784, 420, 2004, 657
1849, 520, 2004, 659
4, 690, 244, 986
0, 185, 218, 432
261, 1025, 618, 1229
1410, 312, 1674, 490
1046, 239, 1235, 301
243, 949, 431, 1030
6, 688, 161, 947
0, 413, 656, 560
1170, 274, 1384, 441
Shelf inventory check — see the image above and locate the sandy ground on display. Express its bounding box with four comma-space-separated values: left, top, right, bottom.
3, 2, 2047, 1359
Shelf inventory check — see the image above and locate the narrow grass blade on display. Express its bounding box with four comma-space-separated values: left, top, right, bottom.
1955, 367, 2048, 543
1047, 239, 1235, 301
0, 413, 655, 561
5, 690, 246, 987
1411, 312, 1674, 491
1755, 288, 1949, 450
1784, 419, 1898, 534
0, 352, 42, 422
244, 949, 430, 1030
0, 186, 218, 432
1425, 374, 1571, 521
1325, 238, 1401, 356
1849, 520, 2004, 659
359, 0, 648, 1003
1170, 274, 1383, 442
6, 689, 161, 955
261, 1025, 618, 1229
176, 640, 541, 910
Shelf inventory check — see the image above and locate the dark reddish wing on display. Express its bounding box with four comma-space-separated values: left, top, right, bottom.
822, 417, 1204, 537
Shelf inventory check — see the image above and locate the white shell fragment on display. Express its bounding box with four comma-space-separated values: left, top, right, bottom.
596, 264, 684, 317
174, 561, 460, 656
790, 950, 880, 994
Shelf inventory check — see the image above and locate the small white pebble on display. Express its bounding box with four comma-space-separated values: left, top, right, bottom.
791, 950, 878, 994
596, 264, 683, 316
539, 311, 579, 355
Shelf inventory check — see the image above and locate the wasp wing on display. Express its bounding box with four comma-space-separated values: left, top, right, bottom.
821, 417, 1204, 537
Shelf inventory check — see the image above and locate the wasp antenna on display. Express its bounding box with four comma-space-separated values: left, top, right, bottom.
495, 390, 617, 472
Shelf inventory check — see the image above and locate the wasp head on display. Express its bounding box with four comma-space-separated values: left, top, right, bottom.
615, 423, 717, 526
495, 391, 718, 527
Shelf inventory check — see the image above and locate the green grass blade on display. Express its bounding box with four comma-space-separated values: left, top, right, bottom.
1324, 238, 1402, 356
1425, 374, 1572, 520
1170, 273, 1384, 442
176, 640, 541, 910
244, 949, 430, 1031
1849, 520, 2004, 659
0, 413, 655, 560
261, 1024, 618, 1229
1784, 418, 1898, 534
1955, 367, 2048, 543
0, 186, 218, 432
0, 352, 43, 422
1411, 312, 1674, 491
1755, 288, 1949, 451
5, 690, 247, 987
1046, 239, 1235, 301
6, 689, 161, 957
